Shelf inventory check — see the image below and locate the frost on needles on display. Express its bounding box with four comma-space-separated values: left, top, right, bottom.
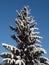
0, 6, 49, 65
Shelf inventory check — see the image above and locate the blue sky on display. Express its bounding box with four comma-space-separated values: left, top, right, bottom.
0, 0, 49, 62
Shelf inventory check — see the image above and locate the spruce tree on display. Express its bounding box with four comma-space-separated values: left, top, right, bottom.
0, 6, 49, 65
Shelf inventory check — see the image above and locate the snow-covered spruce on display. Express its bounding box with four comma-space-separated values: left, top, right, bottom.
0, 6, 49, 65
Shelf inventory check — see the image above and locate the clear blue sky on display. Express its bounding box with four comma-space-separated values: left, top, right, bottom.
0, 0, 49, 62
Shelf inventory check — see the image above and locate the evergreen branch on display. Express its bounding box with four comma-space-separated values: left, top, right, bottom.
11, 34, 23, 43
2, 43, 20, 55
0, 52, 14, 59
